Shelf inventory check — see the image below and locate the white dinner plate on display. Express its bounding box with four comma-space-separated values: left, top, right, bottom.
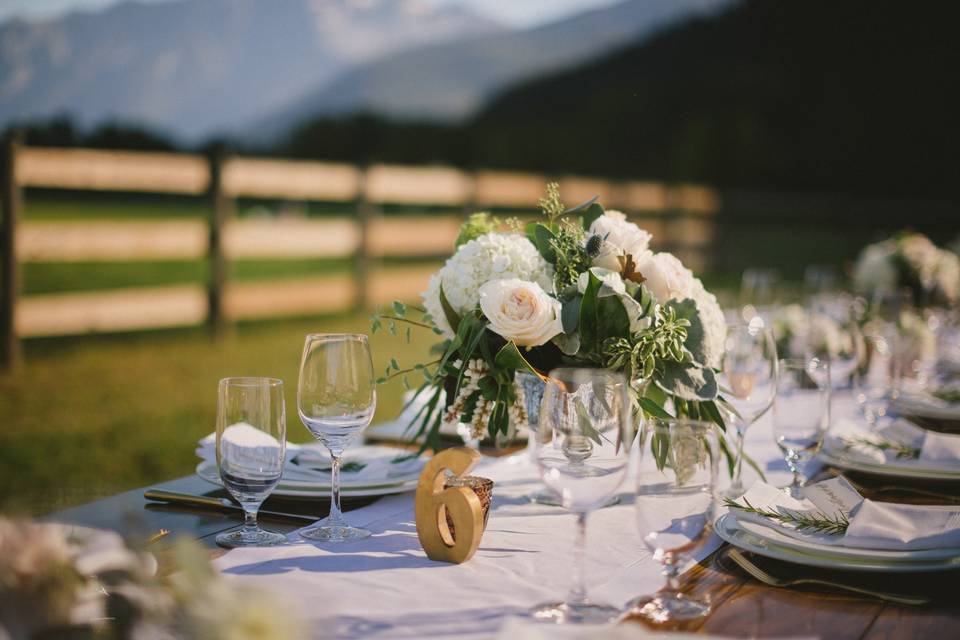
195, 460, 420, 498
817, 446, 960, 481
715, 513, 960, 572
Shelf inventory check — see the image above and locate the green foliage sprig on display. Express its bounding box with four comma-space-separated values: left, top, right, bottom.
841, 436, 921, 460
724, 497, 849, 535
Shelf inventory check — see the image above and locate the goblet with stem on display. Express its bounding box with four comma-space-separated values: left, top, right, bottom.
626, 418, 719, 624
773, 358, 830, 499
804, 292, 865, 391
718, 322, 778, 498
215, 376, 287, 548
297, 333, 376, 542
530, 368, 636, 624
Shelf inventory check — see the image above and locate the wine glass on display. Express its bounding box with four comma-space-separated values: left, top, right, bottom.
717, 323, 778, 498
297, 333, 376, 542
804, 293, 866, 390
739, 267, 781, 325
215, 377, 287, 548
627, 418, 719, 623
530, 368, 635, 624
773, 359, 830, 499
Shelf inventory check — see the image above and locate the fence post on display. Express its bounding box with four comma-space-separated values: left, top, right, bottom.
0, 132, 22, 372
354, 165, 373, 312
207, 148, 233, 338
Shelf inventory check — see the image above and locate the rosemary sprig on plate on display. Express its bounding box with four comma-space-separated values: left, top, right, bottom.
724, 497, 849, 535
840, 436, 920, 460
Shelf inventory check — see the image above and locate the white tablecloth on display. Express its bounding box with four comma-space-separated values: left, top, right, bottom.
213, 395, 857, 639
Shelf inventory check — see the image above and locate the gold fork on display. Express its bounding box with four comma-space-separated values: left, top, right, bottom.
726, 548, 931, 606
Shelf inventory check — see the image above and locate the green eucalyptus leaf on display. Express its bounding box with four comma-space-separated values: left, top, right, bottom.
561, 296, 582, 333
578, 271, 602, 353
554, 332, 581, 356
581, 202, 604, 231
562, 195, 599, 217
439, 284, 461, 333
393, 301, 406, 317
575, 401, 605, 446
637, 397, 674, 420
494, 342, 545, 380
655, 361, 718, 401
533, 224, 558, 263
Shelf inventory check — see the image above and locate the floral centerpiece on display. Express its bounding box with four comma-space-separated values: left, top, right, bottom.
853, 231, 959, 308
0, 518, 303, 639
373, 184, 730, 462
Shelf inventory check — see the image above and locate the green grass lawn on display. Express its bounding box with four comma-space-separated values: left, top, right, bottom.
0, 313, 436, 516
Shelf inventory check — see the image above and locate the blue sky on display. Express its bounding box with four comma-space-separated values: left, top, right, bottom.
0, 0, 623, 27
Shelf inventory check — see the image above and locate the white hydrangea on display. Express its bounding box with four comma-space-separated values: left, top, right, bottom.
588, 210, 652, 261
423, 233, 553, 337
688, 277, 726, 369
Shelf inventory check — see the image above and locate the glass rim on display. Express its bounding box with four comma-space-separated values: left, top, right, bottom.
304, 332, 369, 342
219, 376, 284, 387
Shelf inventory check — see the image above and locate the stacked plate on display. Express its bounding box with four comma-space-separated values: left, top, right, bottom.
715, 512, 960, 572
196, 445, 424, 498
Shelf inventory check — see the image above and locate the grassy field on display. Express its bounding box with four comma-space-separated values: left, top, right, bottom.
0, 313, 436, 516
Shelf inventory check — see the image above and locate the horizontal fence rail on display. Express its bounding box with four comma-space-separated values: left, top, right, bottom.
0, 141, 720, 369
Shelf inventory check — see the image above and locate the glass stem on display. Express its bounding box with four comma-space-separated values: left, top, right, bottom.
567, 512, 589, 606
788, 453, 802, 489
242, 506, 259, 538
328, 453, 344, 525
732, 424, 746, 490
661, 556, 681, 595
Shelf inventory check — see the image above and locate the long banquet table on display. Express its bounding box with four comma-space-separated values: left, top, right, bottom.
47, 394, 960, 639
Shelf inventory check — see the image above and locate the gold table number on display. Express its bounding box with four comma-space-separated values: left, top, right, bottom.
415, 447, 485, 563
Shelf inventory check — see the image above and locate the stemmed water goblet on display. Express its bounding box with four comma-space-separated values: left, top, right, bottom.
530, 368, 636, 624
215, 376, 287, 548
717, 322, 778, 498
626, 418, 719, 624
297, 333, 377, 542
773, 359, 830, 499
804, 292, 865, 390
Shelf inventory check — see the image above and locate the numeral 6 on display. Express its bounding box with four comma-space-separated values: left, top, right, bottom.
414, 447, 484, 563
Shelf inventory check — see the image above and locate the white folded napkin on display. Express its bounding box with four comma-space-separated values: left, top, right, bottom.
825, 418, 960, 470
196, 433, 423, 485
729, 477, 960, 551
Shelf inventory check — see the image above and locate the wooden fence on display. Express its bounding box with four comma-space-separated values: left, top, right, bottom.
0, 137, 719, 370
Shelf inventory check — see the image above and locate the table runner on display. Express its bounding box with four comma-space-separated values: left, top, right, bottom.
213, 396, 857, 639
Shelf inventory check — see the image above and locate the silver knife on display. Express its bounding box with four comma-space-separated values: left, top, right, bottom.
144, 489, 318, 524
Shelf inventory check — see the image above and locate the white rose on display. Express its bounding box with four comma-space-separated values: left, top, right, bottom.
479, 279, 564, 347
588, 210, 652, 259
635, 252, 695, 304
422, 233, 554, 337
